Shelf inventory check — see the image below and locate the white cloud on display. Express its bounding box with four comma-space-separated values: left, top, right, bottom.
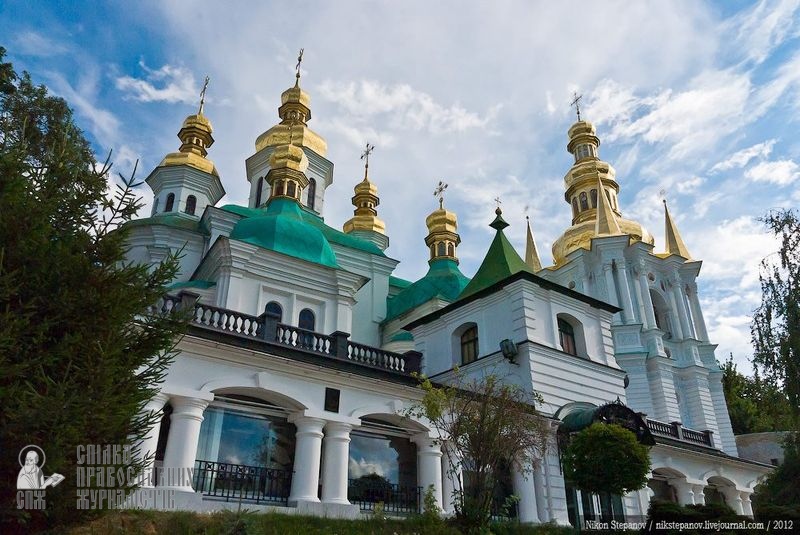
317, 79, 499, 134
745, 159, 800, 185
727, 0, 800, 64
709, 140, 776, 173
13, 30, 68, 57
676, 176, 704, 194
115, 61, 199, 104
348, 457, 386, 479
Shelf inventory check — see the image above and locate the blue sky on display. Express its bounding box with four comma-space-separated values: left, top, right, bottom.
3, 0, 800, 374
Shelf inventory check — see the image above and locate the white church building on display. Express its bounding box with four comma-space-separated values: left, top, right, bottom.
125, 69, 771, 526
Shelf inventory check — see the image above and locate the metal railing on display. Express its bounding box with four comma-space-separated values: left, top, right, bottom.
153, 293, 421, 377
347, 478, 422, 514
646, 418, 714, 447
193, 460, 292, 505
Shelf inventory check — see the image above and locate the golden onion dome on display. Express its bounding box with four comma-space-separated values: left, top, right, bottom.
254, 81, 328, 156
268, 142, 309, 174
159, 112, 218, 177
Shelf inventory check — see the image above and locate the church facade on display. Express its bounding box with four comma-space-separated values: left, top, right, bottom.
125, 69, 770, 525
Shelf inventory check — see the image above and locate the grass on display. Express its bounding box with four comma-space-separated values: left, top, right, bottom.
65, 510, 578, 535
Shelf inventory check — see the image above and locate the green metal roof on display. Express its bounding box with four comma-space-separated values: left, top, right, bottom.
390, 330, 414, 342
229, 198, 339, 269
389, 276, 413, 289
220, 204, 385, 257
457, 210, 532, 300
125, 214, 207, 234
385, 258, 470, 321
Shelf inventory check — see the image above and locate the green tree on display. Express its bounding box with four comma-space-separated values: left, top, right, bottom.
752, 209, 800, 424
407, 370, 550, 532
0, 48, 184, 530
722, 355, 793, 434
561, 423, 651, 496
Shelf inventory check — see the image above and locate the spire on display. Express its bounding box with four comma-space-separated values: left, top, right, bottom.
254, 49, 327, 156
425, 182, 460, 263
343, 143, 386, 237
594, 175, 622, 236
663, 200, 692, 259
158, 77, 217, 176
525, 215, 542, 272
459, 207, 532, 299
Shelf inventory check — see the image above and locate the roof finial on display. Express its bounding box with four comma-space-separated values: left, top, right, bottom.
360, 142, 375, 180
434, 180, 448, 209
570, 91, 583, 122
295, 48, 304, 86
198, 75, 210, 115
494, 196, 502, 215
663, 196, 692, 259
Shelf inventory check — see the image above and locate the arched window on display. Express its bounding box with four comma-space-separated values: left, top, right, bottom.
558, 318, 577, 355
275, 181, 285, 196
299, 308, 315, 331
460, 325, 479, 365
579, 192, 589, 211
255, 177, 263, 207
287, 181, 296, 198
447, 243, 455, 257
307, 178, 316, 210
572, 198, 579, 219
437, 242, 447, 257
185, 195, 197, 215
165, 193, 175, 212
650, 289, 673, 338
590, 189, 598, 208
265, 301, 283, 322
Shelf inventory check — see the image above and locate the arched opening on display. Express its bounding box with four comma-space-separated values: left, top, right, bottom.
306, 178, 316, 210
185, 195, 197, 216
275, 181, 285, 196
572, 198, 579, 219
455, 323, 479, 365
286, 181, 296, 198
298, 308, 315, 331
265, 301, 283, 322
193, 391, 299, 505
437, 242, 447, 257
556, 313, 587, 358
648, 468, 685, 503
649, 289, 673, 338
579, 191, 589, 211
447, 243, 455, 257
255, 177, 263, 207
348, 415, 420, 513
590, 189, 598, 208
165, 193, 175, 212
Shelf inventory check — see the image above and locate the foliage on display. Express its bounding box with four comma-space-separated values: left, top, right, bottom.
407, 369, 550, 532
721, 354, 793, 434
752, 433, 800, 511
0, 48, 184, 531
751, 209, 800, 424
561, 423, 650, 495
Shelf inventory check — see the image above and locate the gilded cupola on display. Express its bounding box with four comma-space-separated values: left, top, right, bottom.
158, 80, 218, 177
344, 143, 386, 236
425, 181, 461, 263
254, 50, 327, 157
551, 117, 653, 265
264, 136, 310, 203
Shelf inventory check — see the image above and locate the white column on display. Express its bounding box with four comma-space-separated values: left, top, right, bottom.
688, 283, 709, 342
321, 422, 352, 505
440, 445, 462, 515
161, 396, 210, 491
288, 416, 325, 504
513, 465, 540, 524
671, 277, 692, 340
692, 484, 705, 506
603, 263, 621, 324
136, 392, 169, 488
740, 491, 753, 517
721, 487, 744, 515
671, 479, 695, 505
666, 287, 685, 340
616, 261, 636, 325
413, 434, 443, 511
638, 267, 657, 330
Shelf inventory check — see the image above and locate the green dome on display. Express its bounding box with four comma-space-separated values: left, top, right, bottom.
385, 259, 470, 321
230, 198, 338, 268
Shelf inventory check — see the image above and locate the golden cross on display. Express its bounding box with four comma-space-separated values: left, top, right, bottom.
295, 48, 304, 82
433, 181, 448, 208
198, 76, 210, 114
494, 196, 502, 208
360, 143, 375, 179
570, 91, 583, 121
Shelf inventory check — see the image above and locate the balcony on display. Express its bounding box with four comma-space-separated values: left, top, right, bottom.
153, 293, 422, 379
646, 418, 715, 448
